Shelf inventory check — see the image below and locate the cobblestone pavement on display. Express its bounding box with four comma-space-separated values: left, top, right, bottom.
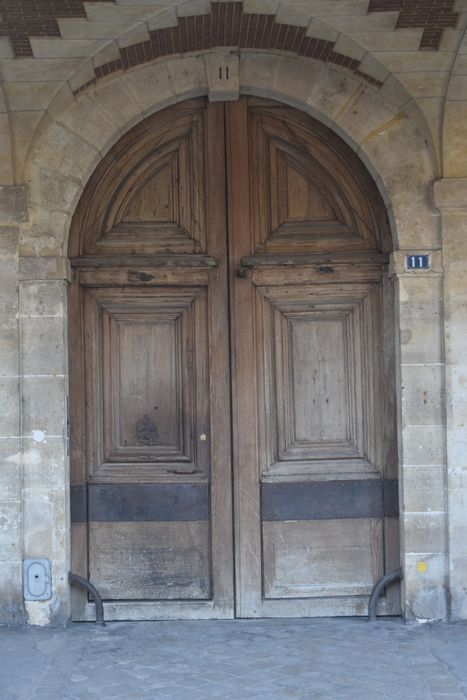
1, 618, 467, 700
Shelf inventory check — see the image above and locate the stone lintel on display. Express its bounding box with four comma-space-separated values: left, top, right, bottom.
19, 257, 72, 282
434, 178, 467, 213
205, 52, 240, 102
0, 187, 27, 222
389, 250, 443, 277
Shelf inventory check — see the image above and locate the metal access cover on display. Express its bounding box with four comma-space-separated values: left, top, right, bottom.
23, 559, 52, 601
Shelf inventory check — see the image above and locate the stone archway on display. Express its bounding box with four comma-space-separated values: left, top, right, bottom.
19, 51, 447, 624
23, 52, 438, 257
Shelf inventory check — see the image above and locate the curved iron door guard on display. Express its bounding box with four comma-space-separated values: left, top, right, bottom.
368, 568, 403, 620
68, 567, 402, 623
69, 572, 105, 625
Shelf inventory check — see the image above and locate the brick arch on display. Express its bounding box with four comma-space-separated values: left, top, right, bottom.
73, 1, 382, 96
23, 51, 439, 258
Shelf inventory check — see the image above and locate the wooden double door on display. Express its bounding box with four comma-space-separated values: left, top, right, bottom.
69, 97, 399, 620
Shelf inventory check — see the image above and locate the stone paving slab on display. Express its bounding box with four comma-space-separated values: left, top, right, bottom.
1, 618, 467, 700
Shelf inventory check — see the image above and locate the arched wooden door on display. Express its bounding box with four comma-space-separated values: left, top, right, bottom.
69, 97, 399, 621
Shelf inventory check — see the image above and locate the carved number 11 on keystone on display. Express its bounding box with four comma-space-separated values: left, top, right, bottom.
407, 254, 430, 270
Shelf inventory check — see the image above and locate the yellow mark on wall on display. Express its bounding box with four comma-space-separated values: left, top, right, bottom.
334, 85, 366, 120
360, 112, 406, 145
417, 561, 427, 573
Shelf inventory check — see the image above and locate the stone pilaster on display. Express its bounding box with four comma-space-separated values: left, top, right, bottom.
0, 187, 25, 623
435, 178, 467, 620
19, 258, 71, 625
390, 250, 448, 620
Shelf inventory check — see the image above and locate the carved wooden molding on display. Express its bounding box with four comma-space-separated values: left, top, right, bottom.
69, 100, 209, 257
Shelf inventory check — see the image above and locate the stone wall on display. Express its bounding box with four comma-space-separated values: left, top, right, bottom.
19, 262, 70, 626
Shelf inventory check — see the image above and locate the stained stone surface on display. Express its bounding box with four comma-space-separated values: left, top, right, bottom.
0, 618, 467, 700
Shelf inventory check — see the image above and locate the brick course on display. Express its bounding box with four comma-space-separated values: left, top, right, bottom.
0, 0, 115, 56
0, 1, 458, 59
368, 0, 458, 50
74, 2, 383, 95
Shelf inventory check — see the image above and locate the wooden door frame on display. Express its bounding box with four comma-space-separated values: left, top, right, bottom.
227, 98, 263, 617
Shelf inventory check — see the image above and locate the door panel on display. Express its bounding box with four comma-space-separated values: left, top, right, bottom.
69, 96, 399, 620
89, 520, 210, 600
247, 104, 386, 253
83, 285, 210, 481
71, 101, 208, 256
262, 518, 382, 599
255, 281, 383, 477
227, 98, 398, 618
70, 99, 233, 621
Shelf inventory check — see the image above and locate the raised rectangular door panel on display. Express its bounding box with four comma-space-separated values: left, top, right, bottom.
82, 285, 210, 481
262, 518, 383, 599
89, 521, 210, 600
255, 280, 384, 478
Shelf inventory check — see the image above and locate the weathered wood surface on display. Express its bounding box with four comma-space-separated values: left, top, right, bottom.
262, 518, 383, 599
69, 99, 234, 620
69, 96, 398, 620
89, 521, 211, 600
